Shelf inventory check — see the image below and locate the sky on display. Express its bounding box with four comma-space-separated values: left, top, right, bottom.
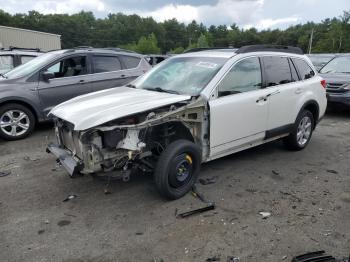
1, 0, 349, 30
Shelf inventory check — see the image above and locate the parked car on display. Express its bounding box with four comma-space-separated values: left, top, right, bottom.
0, 47, 151, 140
318, 54, 350, 108
0, 47, 43, 74
307, 53, 335, 71
145, 54, 169, 66
47, 45, 327, 200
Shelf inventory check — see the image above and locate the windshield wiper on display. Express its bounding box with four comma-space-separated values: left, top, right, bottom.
143, 87, 180, 95
126, 83, 136, 88
0, 73, 7, 79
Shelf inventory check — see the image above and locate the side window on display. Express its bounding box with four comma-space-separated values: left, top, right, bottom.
262, 56, 292, 86
21, 56, 36, 65
0, 55, 14, 73
292, 58, 315, 80
120, 55, 141, 69
93, 56, 121, 73
46, 56, 87, 78
289, 59, 299, 82
217, 57, 262, 97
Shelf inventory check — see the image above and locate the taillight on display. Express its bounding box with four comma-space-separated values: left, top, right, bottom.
320, 79, 327, 89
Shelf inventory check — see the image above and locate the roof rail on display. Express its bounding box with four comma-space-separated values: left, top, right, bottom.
8, 46, 41, 52
236, 45, 303, 55
102, 47, 136, 53
184, 47, 237, 53
74, 46, 93, 49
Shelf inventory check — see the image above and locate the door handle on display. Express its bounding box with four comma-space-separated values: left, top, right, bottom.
265, 90, 280, 98
78, 79, 85, 84
295, 88, 302, 94
256, 96, 268, 103
120, 74, 127, 79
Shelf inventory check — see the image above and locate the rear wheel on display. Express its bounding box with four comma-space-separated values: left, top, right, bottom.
0, 103, 35, 140
154, 139, 201, 200
283, 110, 314, 151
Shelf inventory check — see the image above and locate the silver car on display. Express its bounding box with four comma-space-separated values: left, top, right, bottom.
0, 47, 151, 140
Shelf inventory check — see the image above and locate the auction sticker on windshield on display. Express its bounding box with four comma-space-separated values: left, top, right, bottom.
195, 61, 218, 69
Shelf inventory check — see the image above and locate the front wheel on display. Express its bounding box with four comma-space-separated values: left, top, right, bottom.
0, 103, 35, 140
283, 110, 314, 151
154, 139, 201, 200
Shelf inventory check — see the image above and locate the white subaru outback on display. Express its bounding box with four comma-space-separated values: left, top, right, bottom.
47, 45, 327, 200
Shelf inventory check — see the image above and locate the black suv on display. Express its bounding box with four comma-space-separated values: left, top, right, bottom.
319, 54, 350, 108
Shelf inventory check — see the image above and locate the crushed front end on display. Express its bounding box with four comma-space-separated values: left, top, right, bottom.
47, 99, 208, 181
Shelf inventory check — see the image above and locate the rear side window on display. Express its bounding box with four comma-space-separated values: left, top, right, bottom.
93, 56, 121, 73
20, 56, 36, 64
262, 56, 292, 87
292, 58, 315, 80
0, 55, 14, 73
120, 55, 141, 69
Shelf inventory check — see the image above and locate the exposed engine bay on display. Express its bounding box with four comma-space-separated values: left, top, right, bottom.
51, 98, 208, 180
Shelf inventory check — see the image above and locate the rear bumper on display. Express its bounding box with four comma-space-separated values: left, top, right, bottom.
326, 92, 350, 107
46, 143, 83, 177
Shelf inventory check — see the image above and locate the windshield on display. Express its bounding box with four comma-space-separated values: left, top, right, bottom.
308, 55, 334, 68
2, 51, 64, 79
320, 56, 350, 74
133, 56, 227, 96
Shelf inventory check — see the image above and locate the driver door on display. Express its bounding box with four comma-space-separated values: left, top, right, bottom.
209, 57, 271, 158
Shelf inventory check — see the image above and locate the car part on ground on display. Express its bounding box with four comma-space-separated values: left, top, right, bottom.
47, 45, 327, 199
291, 250, 349, 262
0, 47, 151, 140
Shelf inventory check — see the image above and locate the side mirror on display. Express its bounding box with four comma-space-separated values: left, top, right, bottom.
41, 71, 55, 81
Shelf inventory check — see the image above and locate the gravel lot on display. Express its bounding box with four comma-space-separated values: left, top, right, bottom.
1, 111, 349, 262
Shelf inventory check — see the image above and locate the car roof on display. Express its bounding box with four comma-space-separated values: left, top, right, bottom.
0, 50, 43, 56
59, 48, 144, 58
176, 50, 307, 59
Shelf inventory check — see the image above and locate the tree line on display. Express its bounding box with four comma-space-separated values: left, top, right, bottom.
0, 9, 349, 54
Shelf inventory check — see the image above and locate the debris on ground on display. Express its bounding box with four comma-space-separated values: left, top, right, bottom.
191, 186, 207, 203
326, 169, 338, 174
206, 256, 221, 261
227, 257, 240, 262
199, 176, 218, 185
272, 170, 280, 175
63, 194, 77, 202
291, 250, 340, 262
104, 189, 112, 195
0, 171, 11, 177
177, 204, 216, 218
282, 255, 288, 260
23, 156, 40, 161
259, 211, 271, 219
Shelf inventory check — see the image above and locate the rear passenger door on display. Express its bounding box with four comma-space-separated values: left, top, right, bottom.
91, 54, 140, 92
261, 56, 300, 133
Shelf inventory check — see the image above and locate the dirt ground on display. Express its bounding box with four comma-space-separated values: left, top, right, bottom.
0, 111, 349, 262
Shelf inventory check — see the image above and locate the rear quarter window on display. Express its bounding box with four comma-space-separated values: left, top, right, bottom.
292, 58, 315, 80
120, 55, 141, 69
262, 56, 292, 87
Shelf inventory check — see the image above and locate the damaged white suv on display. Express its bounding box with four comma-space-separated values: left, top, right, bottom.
47, 45, 327, 199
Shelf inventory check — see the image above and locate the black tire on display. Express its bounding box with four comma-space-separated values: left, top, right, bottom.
283, 110, 314, 151
0, 103, 36, 140
154, 139, 201, 200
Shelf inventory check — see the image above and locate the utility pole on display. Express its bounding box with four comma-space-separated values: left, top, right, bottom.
308, 28, 314, 54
